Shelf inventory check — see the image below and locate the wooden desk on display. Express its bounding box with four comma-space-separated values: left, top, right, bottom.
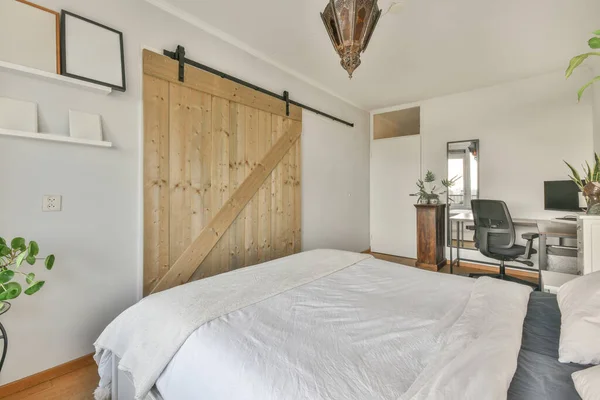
449, 214, 579, 274
537, 220, 578, 271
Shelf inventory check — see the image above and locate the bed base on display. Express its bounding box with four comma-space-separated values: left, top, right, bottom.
110, 354, 163, 400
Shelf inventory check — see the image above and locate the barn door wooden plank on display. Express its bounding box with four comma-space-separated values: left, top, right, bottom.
189, 94, 214, 282
245, 108, 259, 266
151, 119, 302, 293
228, 103, 246, 271
271, 115, 285, 260
282, 120, 293, 256
143, 75, 170, 296
191, 92, 212, 243
210, 97, 231, 274
286, 127, 296, 256
169, 84, 205, 264
257, 111, 272, 263
293, 139, 302, 253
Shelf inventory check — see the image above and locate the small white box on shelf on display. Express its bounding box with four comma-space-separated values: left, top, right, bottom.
0, 97, 38, 132
69, 110, 103, 141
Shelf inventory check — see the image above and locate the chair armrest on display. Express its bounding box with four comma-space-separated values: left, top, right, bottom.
466, 225, 476, 231
522, 232, 539, 259
522, 232, 539, 240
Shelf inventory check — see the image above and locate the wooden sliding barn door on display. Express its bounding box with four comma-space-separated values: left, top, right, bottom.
143, 50, 302, 295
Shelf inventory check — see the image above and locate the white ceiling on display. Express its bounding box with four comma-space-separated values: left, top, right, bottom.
150, 0, 600, 110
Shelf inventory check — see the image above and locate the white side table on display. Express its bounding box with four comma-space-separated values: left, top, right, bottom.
541, 270, 579, 294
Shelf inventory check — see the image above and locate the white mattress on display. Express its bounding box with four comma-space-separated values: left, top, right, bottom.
156, 258, 476, 400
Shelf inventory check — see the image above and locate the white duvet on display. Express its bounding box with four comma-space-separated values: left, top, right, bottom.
96, 250, 532, 400
155, 255, 531, 400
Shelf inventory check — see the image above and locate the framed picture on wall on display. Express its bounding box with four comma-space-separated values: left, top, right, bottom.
0, 0, 60, 73
60, 10, 126, 91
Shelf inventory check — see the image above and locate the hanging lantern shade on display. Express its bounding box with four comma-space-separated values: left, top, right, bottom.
321, 0, 382, 78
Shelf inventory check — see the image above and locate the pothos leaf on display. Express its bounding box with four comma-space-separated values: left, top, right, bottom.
28, 241, 39, 257
590, 37, 600, 49
11, 237, 26, 251
594, 30, 600, 36
25, 273, 35, 285
45, 255, 55, 270
0, 282, 22, 300
0, 238, 5, 246
0, 245, 10, 258
15, 252, 27, 268
26, 255, 36, 266
24, 281, 45, 296
0, 270, 15, 284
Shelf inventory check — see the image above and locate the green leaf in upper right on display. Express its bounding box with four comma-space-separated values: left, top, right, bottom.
589, 37, 600, 49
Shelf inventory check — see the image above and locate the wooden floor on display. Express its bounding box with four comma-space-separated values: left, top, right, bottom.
2, 363, 97, 400
2, 250, 538, 399
366, 251, 539, 284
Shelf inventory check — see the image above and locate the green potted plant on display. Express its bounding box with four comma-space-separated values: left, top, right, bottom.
564, 153, 600, 215
0, 237, 54, 371
566, 30, 600, 101
412, 170, 459, 205
0, 237, 55, 311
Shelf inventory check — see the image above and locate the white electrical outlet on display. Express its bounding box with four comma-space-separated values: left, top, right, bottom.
43, 195, 62, 212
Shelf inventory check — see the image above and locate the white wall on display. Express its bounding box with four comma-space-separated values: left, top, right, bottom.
422, 70, 594, 221
302, 112, 370, 252
594, 66, 600, 155
0, 0, 370, 384
372, 70, 595, 259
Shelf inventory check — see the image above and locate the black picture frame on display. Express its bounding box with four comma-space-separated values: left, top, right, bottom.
60, 10, 126, 92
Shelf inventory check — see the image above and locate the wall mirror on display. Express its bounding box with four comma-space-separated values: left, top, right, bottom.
446, 140, 480, 248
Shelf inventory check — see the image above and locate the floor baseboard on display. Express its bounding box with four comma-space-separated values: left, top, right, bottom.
0, 353, 95, 398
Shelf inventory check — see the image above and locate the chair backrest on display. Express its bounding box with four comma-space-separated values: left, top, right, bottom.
471, 200, 516, 251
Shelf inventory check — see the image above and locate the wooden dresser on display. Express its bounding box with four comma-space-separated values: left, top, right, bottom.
414, 204, 447, 271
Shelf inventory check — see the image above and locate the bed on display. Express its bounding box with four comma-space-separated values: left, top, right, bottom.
508, 292, 590, 400
93, 250, 586, 400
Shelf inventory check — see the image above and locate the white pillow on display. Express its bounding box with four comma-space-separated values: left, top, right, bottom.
557, 270, 600, 365
573, 365, 600, 400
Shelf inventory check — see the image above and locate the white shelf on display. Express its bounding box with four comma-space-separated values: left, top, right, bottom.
0, 128, 112, 148
0, 60, 112, 95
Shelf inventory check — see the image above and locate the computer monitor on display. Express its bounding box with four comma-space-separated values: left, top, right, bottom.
544, 180, 581, 212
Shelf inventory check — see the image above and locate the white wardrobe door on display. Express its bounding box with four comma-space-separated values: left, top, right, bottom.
370, 135, 421, 258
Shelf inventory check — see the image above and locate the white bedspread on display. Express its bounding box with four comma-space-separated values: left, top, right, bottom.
155, 257, 532, 400
94, 249, 372, 400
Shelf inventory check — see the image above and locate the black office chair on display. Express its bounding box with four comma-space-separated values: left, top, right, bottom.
469, 200, 539, 287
